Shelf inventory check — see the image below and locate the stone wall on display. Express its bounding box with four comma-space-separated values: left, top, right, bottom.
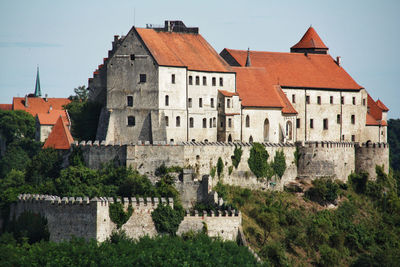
11, 194, 240, 242
355, 142, 389, 180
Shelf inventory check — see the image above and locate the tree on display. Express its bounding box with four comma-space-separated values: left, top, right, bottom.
151, 204, 184, 235
70, 85, 89, 102
231, 145, 243, 169
25, 148, 63, 185
0, 110, 36, 145
271, 150, 286, 179
217, 157, 224, 178
248, 142, 272, 179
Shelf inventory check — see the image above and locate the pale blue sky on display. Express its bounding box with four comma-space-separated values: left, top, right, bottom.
0, 0, 399, 118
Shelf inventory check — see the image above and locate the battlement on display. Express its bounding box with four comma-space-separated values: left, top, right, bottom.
185, 209, 240, 217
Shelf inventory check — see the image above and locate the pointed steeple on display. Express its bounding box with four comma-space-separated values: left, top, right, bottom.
245, 48, 251, 67
43, 116, 74, 150
34, 66, 42, 97
291, 26, 329, 54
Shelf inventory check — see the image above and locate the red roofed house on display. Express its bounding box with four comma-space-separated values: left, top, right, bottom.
88, 21, 388, 144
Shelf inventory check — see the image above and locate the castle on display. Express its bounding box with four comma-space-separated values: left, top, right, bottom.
89, 20, 388, 145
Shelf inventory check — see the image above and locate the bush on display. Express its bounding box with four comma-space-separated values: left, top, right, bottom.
349, 172, 369, 194
260, 241, 289, 267
151, 204, 184, 235
248, 142, 272, 179
228, 165, 233, 175
231, 145, 243, 169
305, 178, 339, 205
217, 157, 224, 178
8, 211, 49, 244
210, 166, 216, 178
271, 150, 286, 180
109, 202, 133, 229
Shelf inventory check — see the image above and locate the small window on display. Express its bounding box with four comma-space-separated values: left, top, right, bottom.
130, 54, 135, 60
165, 116, 169, 127
337, 114, 341, 124
310, 119, 314, 129
363, 98, 366, 106
351, 115, 355, 124
211, 98, 214, 108
228, 118, 232, 128
165, 95, 169, 106
323, 118, 328, 130
171, 74, 175, 84
209, 118, 212, 128
292, 94, 296, 103
127, 96, 133, 107
352, 97, 356, 105
195, 76, 200, 85
317, 96, 321, 105
176, 116, 181, 127
341, 96, 344, 104
306, 95, 310, 104
139, 74, 146, 83
342, 135, 345, 141
189, 117, 194, 128
213, 117, 216, 127
330, 96, 333, 104
170, 139, 174, 143
220, 121, 224, 127
296, 118, 301, 128
351, 135, 355, 142
227, 99, 231, 108
203, 76, 207, 85
246, 115, 250, 128
219, 77, 223, 86
127, 116, 135, 126
199, 98, 203, 108
188, 98, 192, 108
189, 76, 193, 85
203, 118, 207, 128
212, 77, 216, 86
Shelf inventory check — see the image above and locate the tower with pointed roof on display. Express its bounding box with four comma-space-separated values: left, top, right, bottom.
290, 26, 329, 54
34, 66, 42, 97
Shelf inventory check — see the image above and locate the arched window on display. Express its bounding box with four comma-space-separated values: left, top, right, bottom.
176, 116, 180, 127
165, 95, 169, 106
228, 134, 232, 142
246, 115, 250, 127
127, 96, 133, 107
189, 117, 194, 128
249, 136, 253, 143
213, 117, 216, 127
286, 121, 292, 140
264, 119, 269, 141
127, 116, 135, 126
209, 118, 212, 128
165, 116, 169, 127
203, 118, 207, 128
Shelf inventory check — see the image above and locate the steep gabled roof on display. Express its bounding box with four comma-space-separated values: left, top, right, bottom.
275, 86, 298, 114
233, 67, 283, 108
376, 99, 389, 112
37, 110, 70, 126
136, 28, 232, 72
12, 97, 70, 117
43, 116, 74, 150
222, 49, 363, 90
291, 27, 328, 50
366, 94, 387, 127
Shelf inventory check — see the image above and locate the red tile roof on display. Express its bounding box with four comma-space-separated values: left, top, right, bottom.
43, 116, 74, 150
376, 99, 389, 112
366, 94, 387, 127
136, 28, 232, 72
291, 27, 328, 49
12, 97, 70, 117
37, 110, 70, 126
275, 86, 298, 114
218, 90, 239, 97
233, 67, 283, 108
0, 104, 12, 110
366, 113, 380, 126
222, 49, 363, 90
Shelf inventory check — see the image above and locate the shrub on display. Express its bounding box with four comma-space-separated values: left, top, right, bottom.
109, 202, 133, 229
260, 241, 289, 267
217, 157, 224, 178
210, 166, 216, 178
319, 244, 340, 266
305, 178, 339, 205
231, 146, 243, 169
151, 204, 184, 235
248, 142, 272, 179
228, 166, 233, 175
272, 150, 286, 179
349, 172, 369, 194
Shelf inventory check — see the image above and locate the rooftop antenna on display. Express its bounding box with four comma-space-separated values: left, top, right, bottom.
134, 8, 136, 26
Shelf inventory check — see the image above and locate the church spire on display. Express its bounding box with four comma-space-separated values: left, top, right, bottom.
245, 48, 251, 67
34, 66, 42, 97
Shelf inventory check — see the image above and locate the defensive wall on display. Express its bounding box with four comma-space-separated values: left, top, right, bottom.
11, 194, 241, 242
75, 140, 389, 189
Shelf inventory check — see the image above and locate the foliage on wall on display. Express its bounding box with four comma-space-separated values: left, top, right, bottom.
231, 145, 243, 169
217, 157, 224, 178
151, 204, 184, 235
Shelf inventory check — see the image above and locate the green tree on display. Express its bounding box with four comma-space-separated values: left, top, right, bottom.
217, 157, 224, 178
0, 110, 36, 145
151, 204, 184, 235
25, 148, 63, 185
271, 150, 286, 179
231, 145, 243, 169
70, 85, 89, 102
388, 119, 400, 171
248, 142, 272, 179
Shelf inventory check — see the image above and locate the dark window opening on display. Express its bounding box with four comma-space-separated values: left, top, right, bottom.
310, 119, 314, 129
165, 116, 169, 127
363, 98, 366, 106
209, 118, 212, 128
228, 118, 232, 128
176, 116, 181, 127
139, 74, 146, 83
337, 114, 341, 124
188, 98, 192, 108
219, 77, 223, 86
189, 117, 194, 128
317, 96, 321, 105
165, 95, 169, 106
351, 115, 355, 124
203, 118, 207, 128
203, 76, 207, 85
306, 95, 310, 104
330, 96, 333, 104
212, 77, 216, 86
292, 94, 296, 103
323, 118, 328, 130
195, 76, 200, 85
130, 54, 135, 60
211, 98, 214, 108
351, 135, 355, 142
199, 98, 203, 108
296, 118, 300, 128
352, 97, 356, 105
227, 99, 231, 108
128, 116, 135, 126
171, 74, 175, 84
127, 96, 133, 107
189, 76, 193, 85
341, 96, 344, 104
246, 115, 250, 127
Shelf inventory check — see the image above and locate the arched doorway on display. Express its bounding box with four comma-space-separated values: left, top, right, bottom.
286, 121, 292, 140
249, 135, 253, 143
263, 119, 269, 141
228, 134, 232, 142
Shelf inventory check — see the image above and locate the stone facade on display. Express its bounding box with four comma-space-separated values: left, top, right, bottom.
11, 194, 241, 242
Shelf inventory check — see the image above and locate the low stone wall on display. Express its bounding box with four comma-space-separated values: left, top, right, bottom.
355, 142, 389, 180
11, 194, 241, 242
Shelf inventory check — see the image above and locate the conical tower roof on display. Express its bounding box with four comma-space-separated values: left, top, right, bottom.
291, 26, 328, 54
43, 116, 74, 150
34, 66, 42, 97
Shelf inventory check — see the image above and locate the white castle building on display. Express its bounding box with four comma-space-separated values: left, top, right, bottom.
89, 21, 388, 144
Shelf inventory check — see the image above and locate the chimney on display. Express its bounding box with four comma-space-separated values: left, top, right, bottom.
24, 95, 28, 107
245, 48, 251, 67
44, 93, 48, 102
48, 105, 52, 113
336, 56, 341, 66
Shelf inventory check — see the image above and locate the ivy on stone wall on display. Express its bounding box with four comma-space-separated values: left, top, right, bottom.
231, 146, 243, 169
109, 202, 133, 229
